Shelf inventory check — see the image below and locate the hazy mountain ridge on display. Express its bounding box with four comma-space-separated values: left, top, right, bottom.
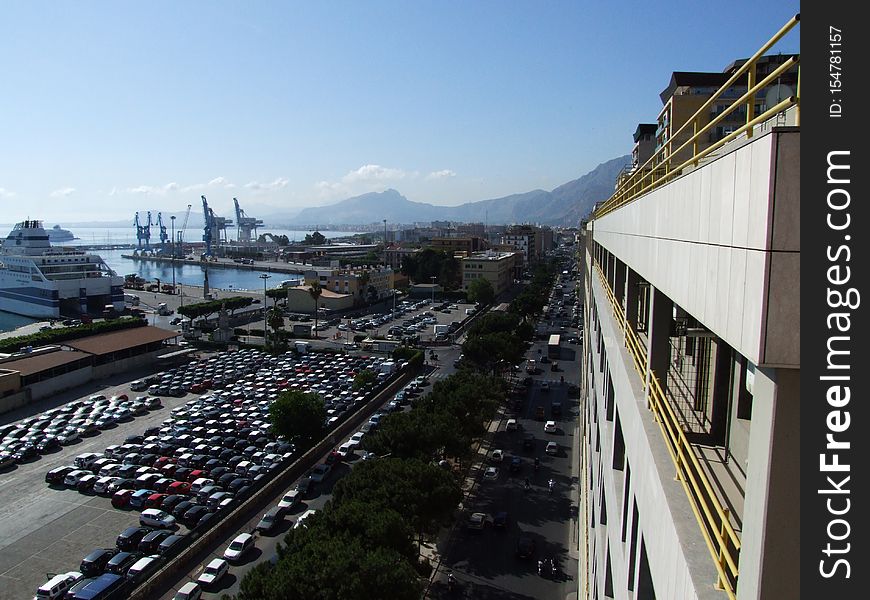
286, 154, 630, 226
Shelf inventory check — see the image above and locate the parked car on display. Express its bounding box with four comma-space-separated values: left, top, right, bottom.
111, 489, 135, 509
139, 508, 177, 529
137, 530, 173, 554
223, 532, 254, 562
196, 558, 228, 588
79, 548, 119, 577
116, 526, 154, 551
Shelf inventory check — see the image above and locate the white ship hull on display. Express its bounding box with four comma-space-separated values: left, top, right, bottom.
1, 220, 125, 319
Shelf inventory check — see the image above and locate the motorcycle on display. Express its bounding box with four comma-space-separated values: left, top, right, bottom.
548, 478, 555, 493
447, 572, 456, 591
534, 458, 540, 472
524, 478, 531, 492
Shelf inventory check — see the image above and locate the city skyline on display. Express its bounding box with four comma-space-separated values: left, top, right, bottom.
1, 1, 799, 222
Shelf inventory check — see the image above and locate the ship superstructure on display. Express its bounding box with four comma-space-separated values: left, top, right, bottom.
0, 220, 124, 318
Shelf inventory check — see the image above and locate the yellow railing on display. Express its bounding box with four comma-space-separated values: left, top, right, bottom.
593, 14, 799, 220
594, 261, 740, 598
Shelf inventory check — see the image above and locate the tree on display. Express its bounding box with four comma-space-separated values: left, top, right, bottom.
466, 278, 495, 305
352, 369, 376, 391
304, 231, 327, 245
268, 390, 326, 452
267, 307, 285, 339
307, 282, 322, 337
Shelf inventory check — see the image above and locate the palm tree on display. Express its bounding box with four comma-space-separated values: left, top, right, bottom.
308, 282, 322, 338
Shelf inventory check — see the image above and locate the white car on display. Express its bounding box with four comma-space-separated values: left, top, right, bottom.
223, 532, 254, 562
505, 419, 518, 431
63, 469, 91, 487
490, 448, 504, 462
483, 466, 499, 481
277, 489, 301, 512
196, 558, 228, 588
545, 441, 559, 456
309, 463, 332, 483
348, 431, 365, 446
544, 420, 557, 433
140, 508, 177, 529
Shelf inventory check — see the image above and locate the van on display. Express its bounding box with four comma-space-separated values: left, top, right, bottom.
172, 581, 202, 600
70, 572, 126, 600
126, 555, 162, 583
35, 571, 81, 600
74, 452, 102, 469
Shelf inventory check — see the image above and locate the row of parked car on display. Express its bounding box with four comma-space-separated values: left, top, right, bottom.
35, 347, 405, 599
1, 394, 162, 470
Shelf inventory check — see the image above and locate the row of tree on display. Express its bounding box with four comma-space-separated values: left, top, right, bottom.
0, 316, 146, 353
236, 367, 504, 598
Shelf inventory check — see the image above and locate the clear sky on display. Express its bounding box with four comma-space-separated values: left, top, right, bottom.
0, 0, 800, 224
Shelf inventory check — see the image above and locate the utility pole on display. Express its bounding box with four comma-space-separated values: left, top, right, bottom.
383, 219, 388, 267
170, 215, 176, 293
260, 273, 271, 347
430, 276, 437, 305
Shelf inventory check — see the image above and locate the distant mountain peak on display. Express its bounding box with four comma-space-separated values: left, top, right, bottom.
286, 155, 630, 226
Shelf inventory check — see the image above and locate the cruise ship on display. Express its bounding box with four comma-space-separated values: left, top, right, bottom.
0, 220, 124, 318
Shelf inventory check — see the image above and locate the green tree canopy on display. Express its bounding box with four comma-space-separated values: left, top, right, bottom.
466, 277, 495, 305
304, 231, 327, 245
268, 389, 326, 452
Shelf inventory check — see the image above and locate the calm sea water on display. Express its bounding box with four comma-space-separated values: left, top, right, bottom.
0, 226, 362, 332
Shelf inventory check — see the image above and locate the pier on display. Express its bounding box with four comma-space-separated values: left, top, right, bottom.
121, 253, 311, 275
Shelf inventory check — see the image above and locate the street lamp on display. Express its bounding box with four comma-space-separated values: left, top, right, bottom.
260, 273, 271, 347
170, 215, 176, 293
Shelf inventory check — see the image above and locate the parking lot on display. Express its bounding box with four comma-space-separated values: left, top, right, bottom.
0, 343, 412, 600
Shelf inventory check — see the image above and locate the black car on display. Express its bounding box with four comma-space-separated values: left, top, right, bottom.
181, 505, 210, 526
36, 436, 61, 453
172, 500, 196, 519
80, 548, 119, 577
161, 494, 190, 512
116, 526, 154, 551
45, 465, 75, 484
156, 534, 186, 558
105, 550, 142, 575
227, 477, 251, 494
210, 466, 230, 479
13, 444, 38, 462
138, 529, 173, 554
516, 535, 536, 558
509, 456, 522, 473
217, 472, 237, 488
522, 435, 536, 451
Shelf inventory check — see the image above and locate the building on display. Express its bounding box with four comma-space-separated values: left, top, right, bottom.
429, 236, 488, 256
384, 245, 420, 270
303, 266, 394, 305
655, 54, 799, 168
502, 224, 554, 266
580, 37, 799, 600
285, 285, 354, 314
461, 251, 522, 297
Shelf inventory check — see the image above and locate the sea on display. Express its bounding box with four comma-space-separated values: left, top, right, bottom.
0, 226, 362, 333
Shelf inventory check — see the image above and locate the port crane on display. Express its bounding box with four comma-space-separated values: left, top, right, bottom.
175, 204, 192, 257
134, 211, 153, 251
233, 197, 263, 242
201, 195, 233, 257
156, 212, 169, 251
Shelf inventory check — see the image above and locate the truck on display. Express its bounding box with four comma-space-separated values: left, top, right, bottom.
156, 303, 172, 316
294, 341, 311, 354
433, 324, 449, 336
124, 293, 140, 306
379, 361, 397, 375
292, 323, 313, 338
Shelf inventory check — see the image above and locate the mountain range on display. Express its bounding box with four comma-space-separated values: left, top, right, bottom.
281, 154, 630, 227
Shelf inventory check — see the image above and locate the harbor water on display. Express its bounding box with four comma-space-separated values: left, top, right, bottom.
0, 226, 362, 332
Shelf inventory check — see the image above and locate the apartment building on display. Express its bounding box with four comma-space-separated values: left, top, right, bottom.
461, 251, 522, 297
580, 38, 800, 600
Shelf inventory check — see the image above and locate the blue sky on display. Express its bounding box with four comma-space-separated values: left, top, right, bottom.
0, 0, 800, 223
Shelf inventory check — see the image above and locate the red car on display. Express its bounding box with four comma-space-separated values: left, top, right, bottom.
111, 489, 135, 509
186, 469, 207, 483
144, 493, 168, 509
167, 481, 191, 495
153, 456, 175, 469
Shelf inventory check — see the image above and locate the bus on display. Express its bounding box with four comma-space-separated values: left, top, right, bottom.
547, 334, 561, 359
